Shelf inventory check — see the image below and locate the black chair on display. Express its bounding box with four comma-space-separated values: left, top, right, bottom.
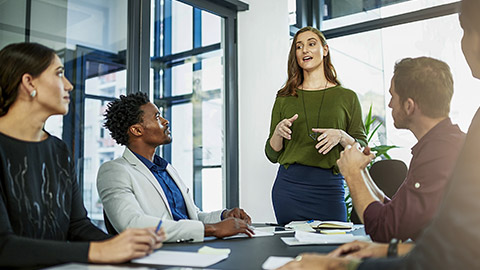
350, 159, 408, 224
103, 210, 119, 235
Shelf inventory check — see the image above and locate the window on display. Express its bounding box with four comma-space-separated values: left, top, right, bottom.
0, 0, 128, 225
1, 0, 246, 224
151, 0, 227, 211
329, 13, 480, 163
292, 0, 480, 165
323, 0, 457, 30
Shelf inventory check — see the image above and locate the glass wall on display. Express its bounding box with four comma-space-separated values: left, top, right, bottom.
0, 0, 128, 225
327, 5, 480, 164
323, 0, 458, 30
151, 0, 226, 211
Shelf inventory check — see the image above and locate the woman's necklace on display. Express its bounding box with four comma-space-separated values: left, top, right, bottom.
301, 81, 328, 141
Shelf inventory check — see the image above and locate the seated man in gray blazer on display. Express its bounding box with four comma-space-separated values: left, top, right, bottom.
97, 92, 253, 242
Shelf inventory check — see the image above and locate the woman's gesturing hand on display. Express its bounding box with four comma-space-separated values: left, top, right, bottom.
273, 114, 299, 140
312, 128, 343, 154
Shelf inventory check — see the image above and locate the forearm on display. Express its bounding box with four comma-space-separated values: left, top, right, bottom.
362, 168, 386, 202
339, 130, 356, 148
345, 170, 378, 223
204, 224, 217, 237
269, 134, 283, 152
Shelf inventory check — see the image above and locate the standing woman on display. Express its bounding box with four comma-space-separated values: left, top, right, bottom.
265, 27, 367, 224
0, 43, 164, 268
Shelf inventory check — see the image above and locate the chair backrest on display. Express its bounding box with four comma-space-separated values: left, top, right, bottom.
103, 210, 119, 235
350, 159, 408, 224
369, 159, 408, 198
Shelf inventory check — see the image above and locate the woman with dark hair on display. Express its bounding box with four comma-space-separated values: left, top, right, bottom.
265, 26, 367, 224
0, 42, 164, 268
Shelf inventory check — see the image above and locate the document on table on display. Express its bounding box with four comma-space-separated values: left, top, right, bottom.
262, 256, 294, 270
44, 263, 150, 270
223, 227, 274, 239
198, 245, 231, 255
281, 230, 371, 246
132, 250, 228, 267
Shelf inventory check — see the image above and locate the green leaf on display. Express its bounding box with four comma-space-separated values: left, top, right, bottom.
364, 105, 373, 134
371, 145, 398, 159
367, 120, 383, 143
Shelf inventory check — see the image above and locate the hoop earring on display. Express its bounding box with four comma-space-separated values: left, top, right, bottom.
30, 90, 37, 98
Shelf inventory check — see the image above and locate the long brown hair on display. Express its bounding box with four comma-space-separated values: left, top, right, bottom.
0, 43, 55, 116
277, 26, 340, 97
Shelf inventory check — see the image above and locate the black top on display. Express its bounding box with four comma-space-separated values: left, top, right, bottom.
0, 132, 109, 268
359, 108, 480, 269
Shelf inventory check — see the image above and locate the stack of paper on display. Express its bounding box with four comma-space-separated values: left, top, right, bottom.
284, 221, 316, 232
281, 230, 371, 246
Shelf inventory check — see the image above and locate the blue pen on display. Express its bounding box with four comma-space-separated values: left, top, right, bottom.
155, 219, 163, 233
307, 219, 314, 223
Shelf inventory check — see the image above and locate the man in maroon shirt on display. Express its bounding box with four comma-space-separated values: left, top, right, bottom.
343, 57, 465, 243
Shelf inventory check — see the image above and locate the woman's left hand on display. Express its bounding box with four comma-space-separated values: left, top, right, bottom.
312, 128, 343, 155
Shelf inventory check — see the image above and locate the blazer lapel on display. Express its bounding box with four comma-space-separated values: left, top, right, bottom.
122, 148, 173, 217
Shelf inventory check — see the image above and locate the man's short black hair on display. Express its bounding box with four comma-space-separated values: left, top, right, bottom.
104, 92, 150, 146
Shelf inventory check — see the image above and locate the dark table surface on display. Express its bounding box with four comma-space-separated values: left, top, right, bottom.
131, 225, 366, 270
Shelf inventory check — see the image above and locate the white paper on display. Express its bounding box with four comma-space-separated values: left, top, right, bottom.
281, 231, 371, 246
132, 250, 228, 267
255, 226, 295, 235
285, 221, 315, 232
262, 256, 294, 270
45, 263, 150, 270
223, 227, 274, 239
198, 245, 231, 255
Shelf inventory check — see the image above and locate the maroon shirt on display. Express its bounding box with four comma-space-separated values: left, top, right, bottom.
363, 118, 465, 243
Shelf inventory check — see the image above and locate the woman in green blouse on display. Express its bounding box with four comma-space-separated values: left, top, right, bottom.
265, 26, 367, 224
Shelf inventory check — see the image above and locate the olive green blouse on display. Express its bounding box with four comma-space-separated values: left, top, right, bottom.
265, 85, 367, 173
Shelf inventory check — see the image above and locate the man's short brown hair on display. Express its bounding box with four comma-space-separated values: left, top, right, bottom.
393, 57, 453, 118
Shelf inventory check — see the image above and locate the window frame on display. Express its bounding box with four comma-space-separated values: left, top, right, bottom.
129, 0, 248, 209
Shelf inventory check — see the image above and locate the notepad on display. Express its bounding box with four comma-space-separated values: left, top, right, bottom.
309, 220, 353, 229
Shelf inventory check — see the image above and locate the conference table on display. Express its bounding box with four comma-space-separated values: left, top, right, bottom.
131, 224, 367, 270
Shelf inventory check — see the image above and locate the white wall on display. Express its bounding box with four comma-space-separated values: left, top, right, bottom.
237, 0, 290, 222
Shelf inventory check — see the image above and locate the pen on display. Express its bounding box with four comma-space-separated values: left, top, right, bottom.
155, 219, 163, 233
176, 238, 194, 243
265, 223, 281, 226
307, 219, 314, 224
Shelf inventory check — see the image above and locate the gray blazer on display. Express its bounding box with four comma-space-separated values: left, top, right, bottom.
97, 148, 223, 242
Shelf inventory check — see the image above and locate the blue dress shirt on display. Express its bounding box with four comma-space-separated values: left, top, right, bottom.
132, 151, 189, 221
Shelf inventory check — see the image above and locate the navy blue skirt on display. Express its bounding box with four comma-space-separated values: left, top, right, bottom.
272, 163, 347, 225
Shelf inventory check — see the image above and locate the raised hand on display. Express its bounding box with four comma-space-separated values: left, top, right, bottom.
312, 128, 343, 154
337, 143, 375, 178
88, 227, 165, 264
273, 114, 299, 141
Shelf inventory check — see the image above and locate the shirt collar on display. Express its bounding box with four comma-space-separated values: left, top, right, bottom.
131, 150, 168, 171
411, 117, 454, 155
